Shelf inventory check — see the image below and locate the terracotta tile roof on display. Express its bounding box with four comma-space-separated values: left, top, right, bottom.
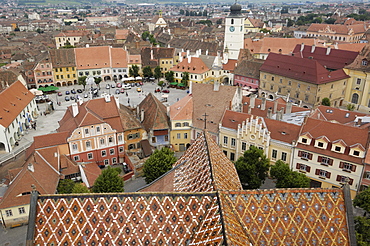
222, 59, 237, 71
0, 81, 35, 128
119, 105, 143, 130
219, 188, 350, 245
0, 147, 60, 209
115, 29, 129, 40
234, 59, 263, 78
171, 56, 210, 74
309, 105, 369, 124
111, 48, 128, 68
292, 44, 358, 70
345, 43, 370, 72
33, 131, 69, 150
138, 93, 170, 132
244, 37, 318, 55
169, 94, 193, 120
192, 83, 237, 134
307, 23, 367, 35
49, 49, 76, 68
141, 47, 175, 67
80, 162, 101, 187
260, 53, 350, 85
298, 117, 368, 164
55, 30, 90, 37
128, 54, 141, 64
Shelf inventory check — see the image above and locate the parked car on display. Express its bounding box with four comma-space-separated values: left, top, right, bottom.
115, 89, 120, 94
155, 87, 161, 93
122, 84, 131, 89
117, 83, 122, 88
58, 92, 63, 96
120, 88, 125, 93
65, 90, 70, 95
162, 89, 170, 93
111, 84, 115, 88
71, 89, 76, 94
65, 96, 70, 101
84, 94, 88, 98
106, 84, 110, 89
70, 96, 76, 100
77, 89, 83, 93
136, 87, 142, 92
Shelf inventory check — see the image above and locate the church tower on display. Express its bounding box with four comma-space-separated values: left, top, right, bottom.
224, 2, 244, 60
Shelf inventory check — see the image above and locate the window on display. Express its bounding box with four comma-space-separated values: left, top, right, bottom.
109, 137, 113, 143
281, 152, 287, 162
165, 135, 169, 141
334, 146, 341, 152
230, 152, 235, 161
177, 133, 181, 139
242, 142, 247, 151
110, 149, 114, 155
336, 175, 354, 185
271, 76, 274, 81
231, 138, 236, 148
104, 159, 109, 165
351, 93, 359, 104
101, 150, 107, 157
128, 144, 135, 150
152, 137, 156, 143
340, 162, 356, 172
298, 151, 312, 160
365, 171, 370, 180
183, 122, 189, 127
119, 146, 124, 153
112, 158, 117, 164
353, 150, 360, 156
5, 210, 12, 217
301, 138, 307, 144
223, 136, 228, 146
356, 78, 361, 85
316, 169, 331, 179
86, 141, 91, 148
100, 139, 105, 145
118, 135, 123, 142
184, 133, 188, 139
272, 149, 277, 159
73, 156, 79, 161
85, 128, 89, 135
317, 142, 324, 148
297, 163, 310, 173
288, 81, 292, 86
72, 143, 78, 151
18, 207, 26, 214
362, 60, 368, 66
318, 156, 332, 166
175, 123, 181, 127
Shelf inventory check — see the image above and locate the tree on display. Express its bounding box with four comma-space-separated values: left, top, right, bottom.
142, 31, 150, 41
353, 187, 370, 245
78, 76, 87, 90
72, 183, 90, 193
235, 146, 270, 189
57, 179, 75, 194
324, 18, 336, 24
92, 167, 124, 193
94, 77, 102, 88
165, 71, 174, 83
143, 147, 177, 184
129, 65, 139, 77
181, 72, 189, 86
347, 104, 355, 111
154, 66, 161, 80
142, 66, 153, 78
270, 160, 310, 188
321, 97, 331, 106
216, 18, 223, 25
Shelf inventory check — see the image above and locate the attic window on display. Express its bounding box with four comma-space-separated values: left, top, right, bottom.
3, 108, 9, 112
345, 113, 349, 118
281, 131, 286, 135
362, 60, 368, 66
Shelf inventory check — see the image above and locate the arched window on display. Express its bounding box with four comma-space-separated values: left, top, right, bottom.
351, 93, 359, 104
231, 19, 234, 25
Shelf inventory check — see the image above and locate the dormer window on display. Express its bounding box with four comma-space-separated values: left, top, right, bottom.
318, 142, 323, 147
362, 60, 368, 66
335, 146, 341, 152
353, 150, 360, 156
302, 138, 307, 144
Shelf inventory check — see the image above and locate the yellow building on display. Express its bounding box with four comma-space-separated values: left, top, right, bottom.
54, 30, 89, 49
259, 53, 349, 107
344, 44, 370, 110
244, 17, 265, 33
49, 49, 78, 87
169, 95, 192, 152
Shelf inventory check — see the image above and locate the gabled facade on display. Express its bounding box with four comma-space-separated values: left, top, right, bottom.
244, 17, 265, 33
54, 30, 90, 49
293, 117, 368, 198
49, 49, 77, 87
306, 23, 368, 43
34, 55, 54, 88
141, 47, 175, 76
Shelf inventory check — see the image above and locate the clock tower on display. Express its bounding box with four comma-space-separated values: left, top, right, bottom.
224, 2, 244, 60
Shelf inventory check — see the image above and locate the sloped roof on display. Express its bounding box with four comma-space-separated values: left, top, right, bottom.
170, 56, 210, 74
119, 104, 143, 130
234, 58, 263, 78
292, 44, 358, 70
169, 94, 193, 120
138, 93, 170, 132
309, 105, 369, 124
260, 53, 350, 84
0, 81, 35, 128
345, 43, 370, 72
49, 49, 76, 68
115, 29, 129, 40
307, 23, 367, 35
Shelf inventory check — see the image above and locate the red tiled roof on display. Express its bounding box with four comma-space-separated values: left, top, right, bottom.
307, 23, 367, 35
170, 57, 209, 74
260, 53, 350, 84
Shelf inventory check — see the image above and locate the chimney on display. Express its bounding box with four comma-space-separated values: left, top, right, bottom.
150, 49, 154, 60
187, 56, 191, 63
105, 95, 111, 102
326, 47, 331, 55
286, 102, 292, 114
311, 45, 315, 53
72, 103, 79, 117
273, 99, 278, 114
78, 98, 83, 105
250, 94, 256, 108
114, 95, 119, 108
248, 105, 252, 114
214, 80, 220, 92
186, 50, 190, 57
189, 81, 193, 94
261, 97, 266, 110
276, 108, 283, 121
267, 108, 272, 118
300, 43, 304, 51
357, 118, 362, 125
179, 52, 183, 62
140, 109, 145, 122
206, 49, 209, 56
28, 163, 34, 172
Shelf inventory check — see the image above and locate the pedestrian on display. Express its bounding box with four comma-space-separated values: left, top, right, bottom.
126, 92, 128, 96
128, 98, 130, 104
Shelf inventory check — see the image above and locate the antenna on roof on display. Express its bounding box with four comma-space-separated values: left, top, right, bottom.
202, 112, 209, 129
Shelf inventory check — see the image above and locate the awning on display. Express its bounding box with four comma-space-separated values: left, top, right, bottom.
170, 82, 178, 85
177, 83, 186, 87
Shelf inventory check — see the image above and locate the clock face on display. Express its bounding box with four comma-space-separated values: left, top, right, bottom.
229, 26, 235, 32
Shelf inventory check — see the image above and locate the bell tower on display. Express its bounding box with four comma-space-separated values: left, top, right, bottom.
224, 1, 244, 60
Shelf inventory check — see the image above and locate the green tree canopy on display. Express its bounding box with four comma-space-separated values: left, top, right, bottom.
181, 72, 190, 86
142, 66, 153, 78
72, 183, 90, 193
353, 187, 370, 245
141, 31, 150, 41
235, 146, 270, 189
354, 187, 370, 213
94, 77, 102, 88
57, 179, 75, 194
143, 147, 177, 184
165, 71, 174, 83
154, 66, 161, 79
321, 97, 331, 106
78, 76, 87, 90
92, 167, 124, 193
270, 160, 310, 188
129, 65, 140, 77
